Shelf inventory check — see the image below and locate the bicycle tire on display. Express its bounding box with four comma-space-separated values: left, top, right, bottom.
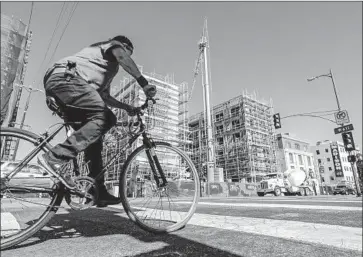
0, 127, 64, 250
119, 141, 200, 233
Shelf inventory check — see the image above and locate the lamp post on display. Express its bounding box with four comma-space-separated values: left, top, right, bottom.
307, 69, 341, 111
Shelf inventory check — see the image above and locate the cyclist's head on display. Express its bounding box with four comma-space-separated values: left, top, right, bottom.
112, 35, 134, 55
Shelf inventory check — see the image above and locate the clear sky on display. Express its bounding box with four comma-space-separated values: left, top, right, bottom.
1, 1, 362, 148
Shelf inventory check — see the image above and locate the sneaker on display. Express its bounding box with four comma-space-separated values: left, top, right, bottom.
38, 153, 77, 189
96, 186, 121, 207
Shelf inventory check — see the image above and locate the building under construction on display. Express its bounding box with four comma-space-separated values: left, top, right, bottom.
188, 90, 278, 182
1, 14, 32, 161
100, 67, 190, 184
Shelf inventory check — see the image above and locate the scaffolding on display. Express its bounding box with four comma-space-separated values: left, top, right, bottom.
101, 67, 190, 184
1, 14, 32, 161
188, 89, 278, 182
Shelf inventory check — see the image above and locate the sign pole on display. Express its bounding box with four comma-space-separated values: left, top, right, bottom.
349, 151, 362, 197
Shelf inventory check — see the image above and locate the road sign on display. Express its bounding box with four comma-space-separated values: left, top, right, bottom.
334, 124, 354, 134
334, 110, 350, 125
342, 132, 356, 151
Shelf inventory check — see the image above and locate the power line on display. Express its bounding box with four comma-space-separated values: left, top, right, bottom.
27, 2, 34, 27
33, 2, 67, 85
44, 2, 79, 70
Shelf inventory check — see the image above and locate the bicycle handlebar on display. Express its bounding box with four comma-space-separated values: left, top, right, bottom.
115, 97, 157, 131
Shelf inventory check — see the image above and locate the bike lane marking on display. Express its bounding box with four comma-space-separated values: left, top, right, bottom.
113, 207, 362, 252
1, 212, 21, 237
177, 201, 362, 211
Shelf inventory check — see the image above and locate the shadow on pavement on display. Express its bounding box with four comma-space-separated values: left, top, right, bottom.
6, 207, 244, 257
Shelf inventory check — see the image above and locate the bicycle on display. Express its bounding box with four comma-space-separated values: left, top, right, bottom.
0, 96, 200, 250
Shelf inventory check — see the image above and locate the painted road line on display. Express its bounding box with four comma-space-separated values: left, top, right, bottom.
115, 208, 362, 252
178, 201, 362, 211
206, 198, 362, 203
1, 212, 21, 237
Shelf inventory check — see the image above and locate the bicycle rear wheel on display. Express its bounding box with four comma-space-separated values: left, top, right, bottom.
0, 127, 64, 249
119, 142, 200, 233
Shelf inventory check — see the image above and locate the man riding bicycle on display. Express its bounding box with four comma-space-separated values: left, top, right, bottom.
38, 35, 157, 207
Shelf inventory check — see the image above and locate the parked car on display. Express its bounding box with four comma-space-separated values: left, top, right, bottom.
333, 185, 356, 195
1, 161, 49, 178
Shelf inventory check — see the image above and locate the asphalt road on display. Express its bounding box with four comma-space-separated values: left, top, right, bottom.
1, 195, 362, 257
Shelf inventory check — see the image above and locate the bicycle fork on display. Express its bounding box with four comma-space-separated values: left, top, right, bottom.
143, 137, 168, 188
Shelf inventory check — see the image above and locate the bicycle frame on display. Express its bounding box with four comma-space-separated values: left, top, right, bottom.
2, 110, 168, 196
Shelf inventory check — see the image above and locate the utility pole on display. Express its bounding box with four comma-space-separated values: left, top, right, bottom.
199, 18, 215, 183
12, 85, 44, 158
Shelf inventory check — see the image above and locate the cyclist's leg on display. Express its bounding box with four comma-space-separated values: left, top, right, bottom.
39, 73, 115, 187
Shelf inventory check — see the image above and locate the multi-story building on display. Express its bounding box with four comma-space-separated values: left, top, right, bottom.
188, 90, 278, 183
275, 133, 317, 178
101, 68, 189, 184
312, 140, 361, 186
1, 14, 32, 161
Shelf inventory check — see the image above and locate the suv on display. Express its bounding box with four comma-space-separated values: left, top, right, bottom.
333, 185, 356, 195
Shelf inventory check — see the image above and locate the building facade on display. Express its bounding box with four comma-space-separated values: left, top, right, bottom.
188, 90, 278, 183
275, 133, 317, 178
100, 68, 189, 184
312, 140, 361, 186
1, 14, 32, 161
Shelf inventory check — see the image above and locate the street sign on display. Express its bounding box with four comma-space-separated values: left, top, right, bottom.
342, 132, 356, 151
334, 124, 354, 134
334, 110, 350, 125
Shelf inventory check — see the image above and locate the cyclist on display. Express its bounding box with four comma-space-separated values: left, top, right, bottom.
38, 35, 156, 207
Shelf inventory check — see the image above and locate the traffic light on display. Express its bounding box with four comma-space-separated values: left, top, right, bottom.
342, 132, 355, 151
348, 155, 356, 163
273, 113, 281, 129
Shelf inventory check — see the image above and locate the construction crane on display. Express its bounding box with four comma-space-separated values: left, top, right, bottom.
189, 18, 216, 182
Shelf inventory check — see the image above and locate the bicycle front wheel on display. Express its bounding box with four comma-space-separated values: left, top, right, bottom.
119, 142, 200, 233
0, 127, 64, 249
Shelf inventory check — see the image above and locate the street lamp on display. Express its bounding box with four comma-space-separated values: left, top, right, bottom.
307, 69, 341, 111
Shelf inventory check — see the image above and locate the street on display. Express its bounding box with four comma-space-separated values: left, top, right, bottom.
1, 195, 362, 257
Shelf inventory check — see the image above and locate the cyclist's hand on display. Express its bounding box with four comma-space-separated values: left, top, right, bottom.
143, 84, 157, 98
126, 106, 140, 116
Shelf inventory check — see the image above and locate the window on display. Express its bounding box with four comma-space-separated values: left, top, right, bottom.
289, 153, 294, 163
325, 148, 329, 153
290, 166, 295, 169
217, 137, 224, 145
295, 143, 300, 150
303, 145, 308, 151
287, 142, 292, 148
307, 156, 312, 166
216, 112, 224, 121
318, 159, 322, 164
232, 120, 240, 129
321, 177, 325, 182
216, 125, 223, 134
316, 150, 320, 155
328, 167, 332, 171
327, 158, 331, 162
233, 132, 241, 142
298, 155, 303, 165
231, 107, 240, 117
